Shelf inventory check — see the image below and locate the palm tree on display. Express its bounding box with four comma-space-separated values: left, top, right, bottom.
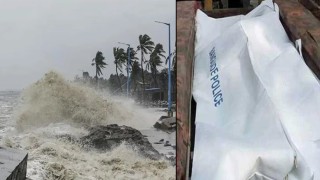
146, 43, 166, 87
125, 47, 139, 74
131, 61, 141, 94
126, 47, 138, 92
137, 34, 154, 100
129, 47, 139, 63
91, 51, 107, 83
113, 47, 126, 92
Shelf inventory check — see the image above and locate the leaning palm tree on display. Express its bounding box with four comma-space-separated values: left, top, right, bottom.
91, 51, 107, 83
130, 61, 141, 94
113, 47, 126, 92
137, 34, 154, 99
126, 47, 139, 92
146, 43, 166, 87
125, 47, 139, 74
119, 47, 139, 95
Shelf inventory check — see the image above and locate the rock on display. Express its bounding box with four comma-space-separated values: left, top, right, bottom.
153, 116, 176, 132
164, 141, 171, 147
154, 139, 164, 144
80, 124, 161, 160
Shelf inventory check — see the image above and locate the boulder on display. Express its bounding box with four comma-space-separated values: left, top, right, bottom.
80, 124, 161, 160
153, 116, 176, 132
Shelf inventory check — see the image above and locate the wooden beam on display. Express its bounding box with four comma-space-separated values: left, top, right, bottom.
204, 0, 213, 11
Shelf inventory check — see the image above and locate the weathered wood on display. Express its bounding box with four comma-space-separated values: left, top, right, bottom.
204, 0, 213, 11
275, 0, 320, 78
204, 8, 252, 18
177, 1, 199, 180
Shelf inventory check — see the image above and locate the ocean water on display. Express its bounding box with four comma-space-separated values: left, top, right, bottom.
0, 72, 175, 180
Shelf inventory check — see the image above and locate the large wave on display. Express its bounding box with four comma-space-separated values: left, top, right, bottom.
15, 71, 161, 131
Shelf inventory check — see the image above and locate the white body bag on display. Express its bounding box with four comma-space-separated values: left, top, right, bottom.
192, 0, 320, 179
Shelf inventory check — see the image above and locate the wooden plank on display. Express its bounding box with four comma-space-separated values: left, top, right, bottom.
177, 1, 199, 179
275, 0, 320, 78
204, 7, 253, 18
204, 0, 213, 11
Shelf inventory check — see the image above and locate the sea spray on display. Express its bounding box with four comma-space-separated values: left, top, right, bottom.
16, 71, 112, 130
15, 71, 161, 130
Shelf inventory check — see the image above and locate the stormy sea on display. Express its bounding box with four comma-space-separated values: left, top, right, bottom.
0, 71, 175, 180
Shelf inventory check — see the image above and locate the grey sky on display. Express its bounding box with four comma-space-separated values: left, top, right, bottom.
0, 0, 176, 91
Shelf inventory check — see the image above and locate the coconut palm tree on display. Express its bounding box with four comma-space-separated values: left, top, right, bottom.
131, 61, 141, 94
113, 47, 126, 91
146, 43, 166, 87
137, 34, 155, 99
91, 51, 107, 83
123, 47, 139, 94
125, 47, 139, 72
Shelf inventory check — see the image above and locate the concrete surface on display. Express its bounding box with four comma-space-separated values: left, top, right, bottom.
0, 147, 28, 180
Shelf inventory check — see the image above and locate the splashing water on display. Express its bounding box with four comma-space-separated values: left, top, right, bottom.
17, 71, 122, 130
0, 71, 175, 180
16, 71, 163, 130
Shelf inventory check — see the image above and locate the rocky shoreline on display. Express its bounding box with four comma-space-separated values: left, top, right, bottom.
57, 124, 176, 165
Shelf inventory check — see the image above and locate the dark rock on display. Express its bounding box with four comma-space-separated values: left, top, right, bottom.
154, 139, 165, 144
153, 117, 176, 132
159, 116, 170, 120
80, 124, 161, 160
164, 141, 171, 147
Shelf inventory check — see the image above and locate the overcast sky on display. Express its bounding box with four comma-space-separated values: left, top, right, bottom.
0, 0, 176, 91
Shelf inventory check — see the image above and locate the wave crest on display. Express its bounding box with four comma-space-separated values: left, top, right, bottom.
16, 71, 114, 130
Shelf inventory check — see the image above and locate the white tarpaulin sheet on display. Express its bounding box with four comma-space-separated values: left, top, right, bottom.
192, 0, 320, 179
